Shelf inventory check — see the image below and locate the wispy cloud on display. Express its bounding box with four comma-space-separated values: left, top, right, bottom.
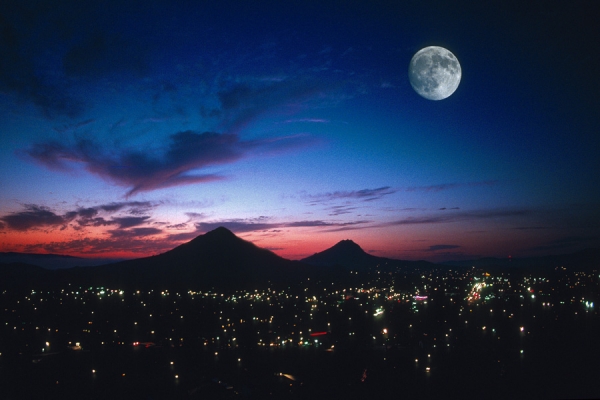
111, 216, 151, 229
381, 208, 531, 227
159, 218, 371, 243
217, 80, 324, 133
26, 130, 318, 196
0, 202, 157, 232
195, 221, 276, 234
98, 201, 154, 213
166, 222, 188, 230
405, 181, 498, 192
75, 217, 114, 229
184, 212, 206, 221
108, 227, 163, 239
12, 215, 369, 255
382, 207, 426, 213
320, 221, 373, 232
304, 181, 494, 206
305, 186, 397, 204
23, 236, 171, 256
286, 220, 370, 228
326, 205, 358, 216
178, 218, 372, 236
1, 204, 354, 249
0, 205, 75, 231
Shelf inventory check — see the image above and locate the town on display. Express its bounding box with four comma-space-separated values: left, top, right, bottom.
1, 262, 598, 399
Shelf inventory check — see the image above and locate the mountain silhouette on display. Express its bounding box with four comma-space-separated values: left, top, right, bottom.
73, 227, 315, 289
0, 252, 125, 270
301, 239, 382, 269
301, 239, 440, 274
4, 227, 598, 291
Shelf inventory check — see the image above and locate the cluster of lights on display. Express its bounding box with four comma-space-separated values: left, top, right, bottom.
1, 263, 597, 392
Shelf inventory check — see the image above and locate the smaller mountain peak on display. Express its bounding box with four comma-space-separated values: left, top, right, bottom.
300, 238, 379, 269
317, 238, 369, 257
332, 239, 363, 250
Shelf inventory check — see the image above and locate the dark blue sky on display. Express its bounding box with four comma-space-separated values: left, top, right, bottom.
1, 0, 598, 261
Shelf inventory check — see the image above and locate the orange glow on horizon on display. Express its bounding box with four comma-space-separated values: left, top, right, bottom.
0, 224, 529, 262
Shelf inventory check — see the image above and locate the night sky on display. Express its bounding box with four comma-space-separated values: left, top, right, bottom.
1, 0, 599, 262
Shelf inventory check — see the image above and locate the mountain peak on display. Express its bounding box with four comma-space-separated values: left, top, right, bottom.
91, 225, 301, 289
183, 226, 245, 250
331, 239, 363, 252
182, 226, 239, 247
204, 226, 236, 238
301, 238, 379, 269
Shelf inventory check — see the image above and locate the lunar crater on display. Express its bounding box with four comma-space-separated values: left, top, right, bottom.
409, 46, 461, 100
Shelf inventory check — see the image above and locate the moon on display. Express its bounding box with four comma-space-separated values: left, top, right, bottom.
408, 46, 461, 100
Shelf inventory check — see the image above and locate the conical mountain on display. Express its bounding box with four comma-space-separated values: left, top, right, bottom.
301, 239, 382, 269
76, 227, 308, 289
161, 226, 285, 267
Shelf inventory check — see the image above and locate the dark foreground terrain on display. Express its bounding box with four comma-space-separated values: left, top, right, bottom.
1, 259, 599, 399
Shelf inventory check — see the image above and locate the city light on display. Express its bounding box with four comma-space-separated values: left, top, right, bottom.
1, 260, 597, 398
